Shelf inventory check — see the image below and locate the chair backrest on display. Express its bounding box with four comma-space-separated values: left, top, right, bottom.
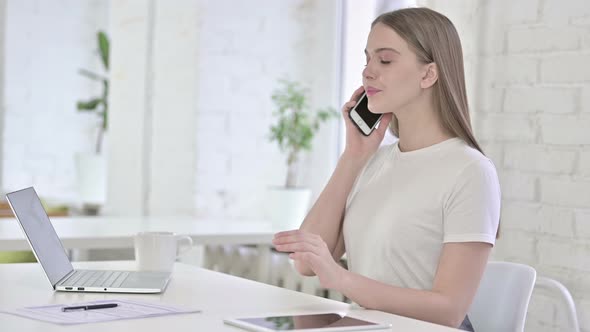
535, 276, 580, 332
468, 261, 537, 332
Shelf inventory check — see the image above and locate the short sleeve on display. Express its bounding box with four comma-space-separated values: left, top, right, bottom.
443, 159, 501, 245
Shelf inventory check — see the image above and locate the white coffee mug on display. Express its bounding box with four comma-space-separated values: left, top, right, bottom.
134, 232, 193, 272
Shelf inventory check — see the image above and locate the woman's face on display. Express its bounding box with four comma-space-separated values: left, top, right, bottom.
363, 22, 428, 115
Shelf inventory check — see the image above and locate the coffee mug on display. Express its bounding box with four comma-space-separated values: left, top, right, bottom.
134, 232, 193, 272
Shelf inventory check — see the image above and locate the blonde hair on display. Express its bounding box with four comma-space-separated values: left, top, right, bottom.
372, 7, 484, 155
373, 8, 500, 238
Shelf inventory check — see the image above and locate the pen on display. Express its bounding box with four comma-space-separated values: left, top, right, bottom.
62, 303, 118, 312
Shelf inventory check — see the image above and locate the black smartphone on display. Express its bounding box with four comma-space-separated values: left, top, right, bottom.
348, 92, 384, 136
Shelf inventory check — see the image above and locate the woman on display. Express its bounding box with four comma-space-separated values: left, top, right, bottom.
273, 7, 500, 331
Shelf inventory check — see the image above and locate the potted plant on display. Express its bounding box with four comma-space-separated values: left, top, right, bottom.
75, 31, 109, 214
267, 79, 337, 229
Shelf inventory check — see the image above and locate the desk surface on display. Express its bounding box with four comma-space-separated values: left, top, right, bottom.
0, 261, 459, 332
0, 217, 278, 251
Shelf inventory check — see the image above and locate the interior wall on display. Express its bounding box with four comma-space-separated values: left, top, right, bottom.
418, 1, 590, 330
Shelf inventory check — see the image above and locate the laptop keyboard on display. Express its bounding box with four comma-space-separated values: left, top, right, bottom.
61, 270, 130, 288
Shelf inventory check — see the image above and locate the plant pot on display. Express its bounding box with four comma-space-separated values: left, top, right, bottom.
265, 187, 312, 231
75, 152, 106, 213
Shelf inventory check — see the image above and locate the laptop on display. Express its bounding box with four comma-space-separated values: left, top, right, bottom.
6, 187, 171, 293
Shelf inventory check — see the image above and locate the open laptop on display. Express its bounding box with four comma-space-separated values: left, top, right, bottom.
6, 187, 171, 293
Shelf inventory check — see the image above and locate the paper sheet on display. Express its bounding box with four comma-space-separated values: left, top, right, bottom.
0, 299, 201, 325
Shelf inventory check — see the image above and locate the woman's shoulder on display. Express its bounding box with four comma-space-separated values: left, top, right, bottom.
445, 140, 499, 182
446, 139, 495, 167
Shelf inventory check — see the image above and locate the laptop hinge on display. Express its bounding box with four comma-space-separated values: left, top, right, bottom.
54, 269, 76, 289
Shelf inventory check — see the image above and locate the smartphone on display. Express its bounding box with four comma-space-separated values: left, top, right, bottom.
348, 92, 384, 136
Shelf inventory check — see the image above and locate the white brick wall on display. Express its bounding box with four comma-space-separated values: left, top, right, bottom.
498, 170, 538, 201
193, 0, 339, 219
541, 54, 590, 83
580, 150, 590, 177
504, 87, 577, 114
577, 211, 590, 238
541, 178, 590, 208
1, 0, 339, 215
492, 230, 538, 264
480, 56, 538, 86
583, 86, 590, 113
471, 87, 504, 113
502, 201, 576, 237
504, 144, 577, 173
507, 27, 583, 53
543, 0, 590, 25
1, 0, 109, 202
538, 239, 590, 272
580, 300, 590, 332
421, 0, 590, 331
475, 114, 537, 142
540, 116, 590, 145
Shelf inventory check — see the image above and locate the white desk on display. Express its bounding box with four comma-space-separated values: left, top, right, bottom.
0, 216, 278, 282
0, 261, 460, 331
0, 217, 277, 251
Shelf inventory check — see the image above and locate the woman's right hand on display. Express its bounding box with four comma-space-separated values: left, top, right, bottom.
341, 86, 392, 161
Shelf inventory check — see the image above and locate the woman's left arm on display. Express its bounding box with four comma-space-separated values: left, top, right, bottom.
273, 232, 491, 329
338, 242, 491, 328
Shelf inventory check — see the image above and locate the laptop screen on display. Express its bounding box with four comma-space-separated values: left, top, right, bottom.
6, 187, 73, 286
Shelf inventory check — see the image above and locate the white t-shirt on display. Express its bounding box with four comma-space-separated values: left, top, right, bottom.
343, 138, 501, 291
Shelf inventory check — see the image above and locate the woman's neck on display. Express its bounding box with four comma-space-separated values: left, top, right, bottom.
396, 99, 453, 152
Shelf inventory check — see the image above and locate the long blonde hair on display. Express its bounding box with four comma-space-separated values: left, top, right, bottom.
372, 8, 484, 155
373, 8, 501, 238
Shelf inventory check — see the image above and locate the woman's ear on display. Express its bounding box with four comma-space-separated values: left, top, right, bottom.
420, 63, 438, 89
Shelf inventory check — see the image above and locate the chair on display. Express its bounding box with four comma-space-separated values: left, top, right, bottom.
534, 276, 580, 332
468, 261, 537, 332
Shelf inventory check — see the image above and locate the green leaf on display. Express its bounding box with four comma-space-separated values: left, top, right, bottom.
316, 108, 338, 121
102, 80, 109, 130
77, 98, 102, 111
102, 109, 108, 130
78, 68, 106, 81
98, 31, 109, 70
269, 79, 338, 162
